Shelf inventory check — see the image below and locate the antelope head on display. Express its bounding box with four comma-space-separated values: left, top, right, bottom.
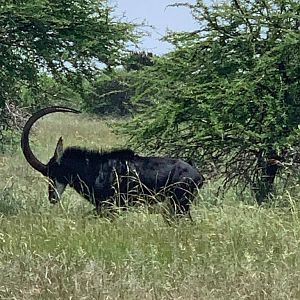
21, 106, 81, 203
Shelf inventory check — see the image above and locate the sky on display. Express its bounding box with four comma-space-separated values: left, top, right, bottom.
110, 0, 198, 55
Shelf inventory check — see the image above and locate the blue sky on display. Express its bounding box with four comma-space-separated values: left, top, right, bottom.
110, 0, 197, 55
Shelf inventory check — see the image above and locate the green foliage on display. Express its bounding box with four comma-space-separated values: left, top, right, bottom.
124, 0, 300, 199
0, 128, 20, 153
0, 0, 135, 79
123, 51, 155, 71
20, 75, 84, 111
82, 71, 133, 116
82, 52, 156, 117
0, 0, 137, 150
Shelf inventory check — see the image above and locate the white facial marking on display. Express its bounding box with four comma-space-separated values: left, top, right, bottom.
54, 180, 66, 199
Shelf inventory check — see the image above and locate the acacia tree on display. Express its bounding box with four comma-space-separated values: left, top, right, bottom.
125, 0, 300, 203
0, 0, 136, 148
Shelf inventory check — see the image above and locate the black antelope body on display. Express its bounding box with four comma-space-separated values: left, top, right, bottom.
21, 107, 204, 217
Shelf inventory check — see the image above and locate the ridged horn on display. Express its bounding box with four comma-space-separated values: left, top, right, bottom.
21, 106, 81, 176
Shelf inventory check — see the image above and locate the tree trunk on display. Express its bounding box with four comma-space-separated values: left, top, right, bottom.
254, 155, 283, 205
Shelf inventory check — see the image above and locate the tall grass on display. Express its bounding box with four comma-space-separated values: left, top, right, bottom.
1, 113, 300, 299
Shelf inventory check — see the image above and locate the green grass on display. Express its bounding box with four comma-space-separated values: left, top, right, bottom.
1, 113, 300, 299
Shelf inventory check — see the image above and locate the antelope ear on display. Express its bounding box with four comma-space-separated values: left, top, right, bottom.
54, 137, 64, 163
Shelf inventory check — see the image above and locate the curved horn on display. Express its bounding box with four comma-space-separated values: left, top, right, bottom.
21, 106, 81, 176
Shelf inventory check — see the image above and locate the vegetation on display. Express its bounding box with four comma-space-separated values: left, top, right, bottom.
0, 0, 136, 148
0, 0, 300, 297
82, 71, 133, 116
20, 75, 83, 110
124, 0, 300, 203
82, 51, 155, 116
1, 114, 300, 299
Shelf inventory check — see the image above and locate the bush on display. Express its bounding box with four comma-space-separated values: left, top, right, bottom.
83, 72, 133, 117
20, 75, 83, 112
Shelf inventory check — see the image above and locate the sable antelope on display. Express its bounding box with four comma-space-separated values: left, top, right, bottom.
21, 106, 204, 217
